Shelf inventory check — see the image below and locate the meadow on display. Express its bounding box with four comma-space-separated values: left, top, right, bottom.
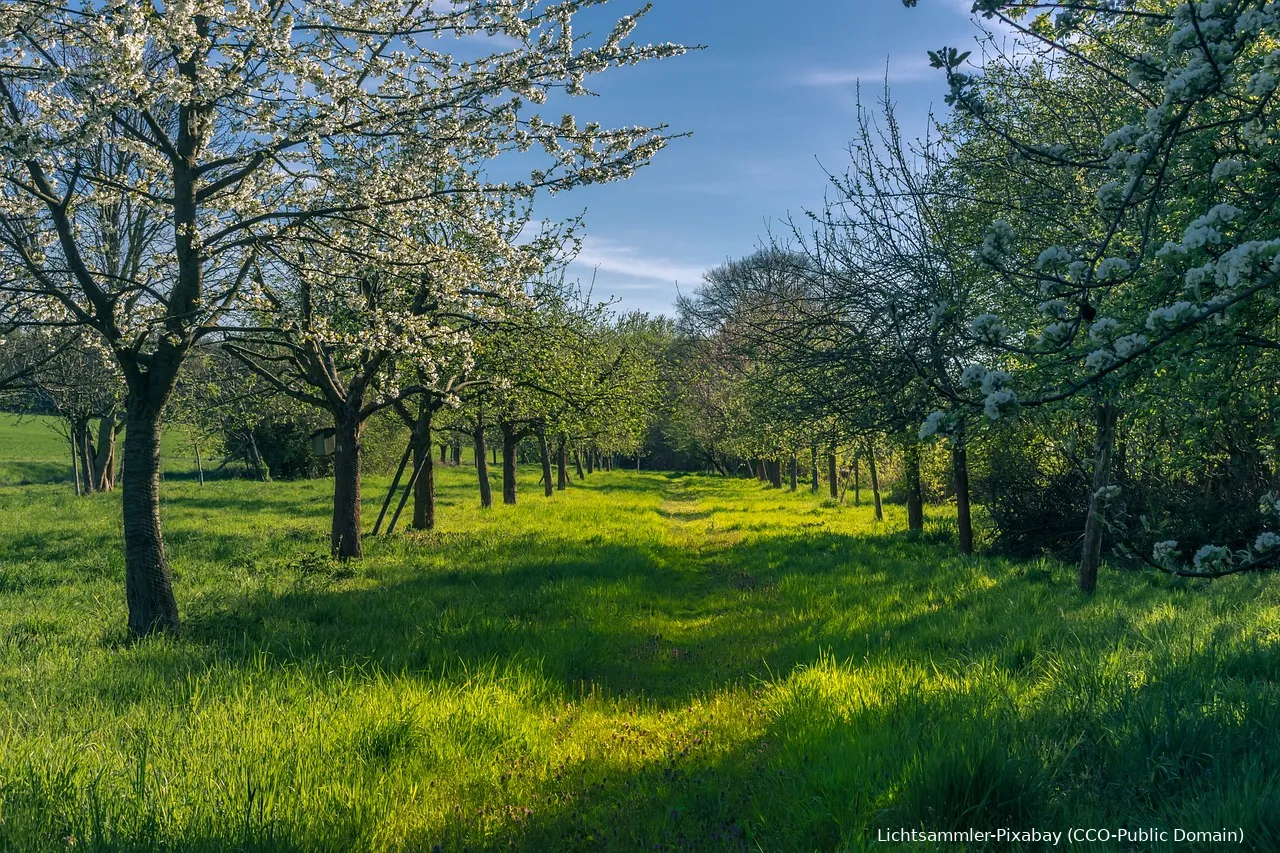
2, 418, 1279, 851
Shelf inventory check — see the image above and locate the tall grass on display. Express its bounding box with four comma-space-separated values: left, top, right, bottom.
1, 458, 1279, 850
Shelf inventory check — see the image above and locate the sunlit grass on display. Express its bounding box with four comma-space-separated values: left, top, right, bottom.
2, 457, 1280, 850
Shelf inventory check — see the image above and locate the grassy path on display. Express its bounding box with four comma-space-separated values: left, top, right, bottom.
2, 470, 1280, 850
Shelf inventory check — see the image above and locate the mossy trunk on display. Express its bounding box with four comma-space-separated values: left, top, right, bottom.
827, 452, 838, 500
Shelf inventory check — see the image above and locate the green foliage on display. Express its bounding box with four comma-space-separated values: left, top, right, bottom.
3, 469, 1280, 849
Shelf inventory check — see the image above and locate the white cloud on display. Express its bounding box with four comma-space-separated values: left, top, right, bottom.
798, 56, 938, 88
572, 237, 709, 285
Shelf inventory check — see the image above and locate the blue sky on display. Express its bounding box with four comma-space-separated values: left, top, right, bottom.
531, 0, 1001, 316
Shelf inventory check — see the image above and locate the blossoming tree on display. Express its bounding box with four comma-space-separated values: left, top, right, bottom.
0, 0, 686, 634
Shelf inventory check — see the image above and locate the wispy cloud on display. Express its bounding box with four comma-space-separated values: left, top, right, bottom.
572, 237, 710, 285
797, 56, 938, 88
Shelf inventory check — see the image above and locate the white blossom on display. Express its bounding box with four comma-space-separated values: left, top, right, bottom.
980, 369, 1011, 395
919, 411, 948, 440
1152, 540, 1179, 565
969, 313, 1006, 343
1254, 532, 1280, 553
983, 388, 1017, 421
959, 364, 987, 389
1146, 301, 1197, 330
1211, 159, 1244, 181
978, 220, 1016, 265
1089, 317, 1120, 342
1096, 257, 1131, 280
1193, 544, 1233, 572
1035, 246, 1073, 272
1038, 299, 1070, 320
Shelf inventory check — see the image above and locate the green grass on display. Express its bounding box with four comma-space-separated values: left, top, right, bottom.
2, 458, 1280, 850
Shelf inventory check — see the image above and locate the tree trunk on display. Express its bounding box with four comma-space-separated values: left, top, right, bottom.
501, 423, 518, 505
538, 427, 553, 498
70, 428, 81, 496
1079, 399, 1118, 593
575, 447, 585, 480
413, 403, 436, 531
331, 411, 363, 559
474, 424, 493, 508
867, 447, 883, 521
586, 449, 595, 475
439, 442, 447, 464
769, 458, 783, 489
853, 457, 861, 506
557, 436, 569, 491
247, 431, 270, 481
93, 414, 118, 491
452, 443, 462, 466
789, 453, 798, 492
953, 432, 974, 556
811, 446, 819, 492
76, 418, 95, 496
827, 452, 838, 500
121, 406, 180, 636
905, 439, 924, 533
193, 437, 204, 487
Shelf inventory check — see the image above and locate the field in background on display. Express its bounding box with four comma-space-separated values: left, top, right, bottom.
0, 414, 202, 487
1, 423, 1279, 850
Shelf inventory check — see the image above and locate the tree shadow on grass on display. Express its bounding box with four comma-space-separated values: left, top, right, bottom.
0, 460, 72, 486
83, 525, 1097, 715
